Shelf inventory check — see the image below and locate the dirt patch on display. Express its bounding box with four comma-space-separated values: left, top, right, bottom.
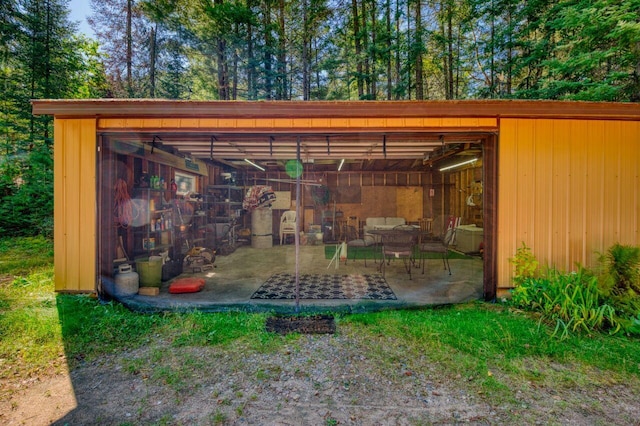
2, 332, 640, 425
266, 315, 336, 335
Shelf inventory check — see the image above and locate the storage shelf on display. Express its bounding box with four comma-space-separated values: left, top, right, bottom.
132, 187, 176, 257
204, 185, 244, 248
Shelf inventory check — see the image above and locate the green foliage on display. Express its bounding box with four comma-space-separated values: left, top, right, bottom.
0, 0, 108, 237
509, 242, 540, 286
511, 269, 621, 339
0, 235, 53, 275
510, 243, 640, 338
601, 243, 640, 295
597, 243, 640, 319
0, 0, 637, 239
0, 146, 54, 237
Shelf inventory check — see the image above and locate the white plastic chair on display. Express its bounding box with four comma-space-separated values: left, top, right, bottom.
279, 211, 297, 244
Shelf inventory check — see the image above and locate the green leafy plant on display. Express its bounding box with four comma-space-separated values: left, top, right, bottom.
599, 243, 640, 295
509, 242, 540, 286
508, 243, 636, 337
511, 268, 621, 338
595, 243, 640, 322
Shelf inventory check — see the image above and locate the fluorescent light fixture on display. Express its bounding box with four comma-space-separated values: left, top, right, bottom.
338, 158, 345, 171
244, 158, 265, 171
439, 158, 477, 172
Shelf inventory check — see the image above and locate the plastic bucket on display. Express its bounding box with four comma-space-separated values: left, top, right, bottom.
136, 257, 163, 287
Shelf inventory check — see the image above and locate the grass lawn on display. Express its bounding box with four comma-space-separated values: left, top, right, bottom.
1, 236, 639, 423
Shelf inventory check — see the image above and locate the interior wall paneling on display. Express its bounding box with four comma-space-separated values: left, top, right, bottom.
397, 187, 424, 223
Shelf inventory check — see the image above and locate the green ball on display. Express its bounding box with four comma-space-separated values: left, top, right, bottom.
285, 160, 303, 178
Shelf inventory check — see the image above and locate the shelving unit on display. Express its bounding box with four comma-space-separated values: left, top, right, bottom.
131, 187, 175, 258
205, 185, 245, 248
173, 197, 212, 252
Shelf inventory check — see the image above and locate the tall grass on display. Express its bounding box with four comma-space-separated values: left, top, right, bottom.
0, 235, 54, 275
511, 269, 621, 338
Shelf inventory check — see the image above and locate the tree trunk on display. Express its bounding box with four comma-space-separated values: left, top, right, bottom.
490, 0, 495, 97
302, 3, 310, 100
149, 25, 156, 98
414, 0, 423, 100
126, 0, 133, 96
406, 0, 411, 98
362, 0, 370, 97
506, 7, 513, 96
394, 0, 401, 99
447, 1, 453, 99
370, 0, 377, 99
247, 0, 256, 99
264, 0, 273, 99
386, 0, 392, 100
315, 38, 322, 96
277, 0, 287, 100
217, 37, 229, 100
352, 0, 363, 98
232, 22, 239, 100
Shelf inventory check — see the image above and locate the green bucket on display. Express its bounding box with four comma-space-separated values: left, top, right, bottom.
136, 257, 163, 287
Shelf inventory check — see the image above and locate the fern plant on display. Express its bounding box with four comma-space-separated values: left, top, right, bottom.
597, 243, 640, 319
602, 243, 640, 295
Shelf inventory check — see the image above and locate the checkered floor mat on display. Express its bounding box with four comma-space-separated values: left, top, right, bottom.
251, 273, 397, 300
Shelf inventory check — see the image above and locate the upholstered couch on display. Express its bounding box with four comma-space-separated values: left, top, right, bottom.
363, 217, 406, 239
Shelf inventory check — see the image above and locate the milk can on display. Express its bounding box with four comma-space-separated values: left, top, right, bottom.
114, 263, 139, 296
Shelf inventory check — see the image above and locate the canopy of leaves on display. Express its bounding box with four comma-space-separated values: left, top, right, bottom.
1, 0, 639, 236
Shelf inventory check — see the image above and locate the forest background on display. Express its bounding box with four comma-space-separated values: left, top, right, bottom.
1, 0, 639, 237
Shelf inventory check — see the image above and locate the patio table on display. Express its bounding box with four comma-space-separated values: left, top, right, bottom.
369, 227, 419, 279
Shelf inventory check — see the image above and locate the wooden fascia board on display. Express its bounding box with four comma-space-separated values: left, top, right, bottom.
32, 99, 640, 121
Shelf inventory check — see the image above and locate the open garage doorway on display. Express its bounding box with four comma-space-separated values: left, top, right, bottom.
97, 127, 496, 311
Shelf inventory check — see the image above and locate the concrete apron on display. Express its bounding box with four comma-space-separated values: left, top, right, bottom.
118, 245, 484, 314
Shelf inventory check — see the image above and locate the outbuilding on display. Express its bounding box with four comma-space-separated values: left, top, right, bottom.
32, 99, 640, 310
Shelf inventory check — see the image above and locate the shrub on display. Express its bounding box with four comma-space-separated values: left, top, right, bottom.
509, 242, 540, 286
598, 244, 640, 294
509, 242, 640, 337
511, 268, 621, 338
0, 147, 53, 237
596, 243, 640, 322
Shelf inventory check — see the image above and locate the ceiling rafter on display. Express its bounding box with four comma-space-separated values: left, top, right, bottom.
104, 130, 489, 172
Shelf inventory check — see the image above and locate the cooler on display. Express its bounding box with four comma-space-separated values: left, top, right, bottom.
455, 225, 484, 254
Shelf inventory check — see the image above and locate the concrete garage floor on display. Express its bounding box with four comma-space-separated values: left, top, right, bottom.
119, 244, 484, 314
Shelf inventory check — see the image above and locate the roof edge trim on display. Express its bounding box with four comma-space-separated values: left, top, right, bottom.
31, 99, 640, 120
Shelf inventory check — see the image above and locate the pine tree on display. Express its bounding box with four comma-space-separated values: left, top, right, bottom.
1, 0, 97, 237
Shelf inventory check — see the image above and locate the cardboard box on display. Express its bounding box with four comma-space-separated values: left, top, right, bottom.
138, 286, 160, 296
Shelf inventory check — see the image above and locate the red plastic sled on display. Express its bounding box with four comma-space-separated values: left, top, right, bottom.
169, 277, 206, 294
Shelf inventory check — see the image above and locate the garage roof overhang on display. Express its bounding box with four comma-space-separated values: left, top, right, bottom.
32, 99, 640, 172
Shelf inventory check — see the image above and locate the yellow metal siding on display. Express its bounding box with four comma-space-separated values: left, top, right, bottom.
54, 118, 97, 292
497, 118, 640, 294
